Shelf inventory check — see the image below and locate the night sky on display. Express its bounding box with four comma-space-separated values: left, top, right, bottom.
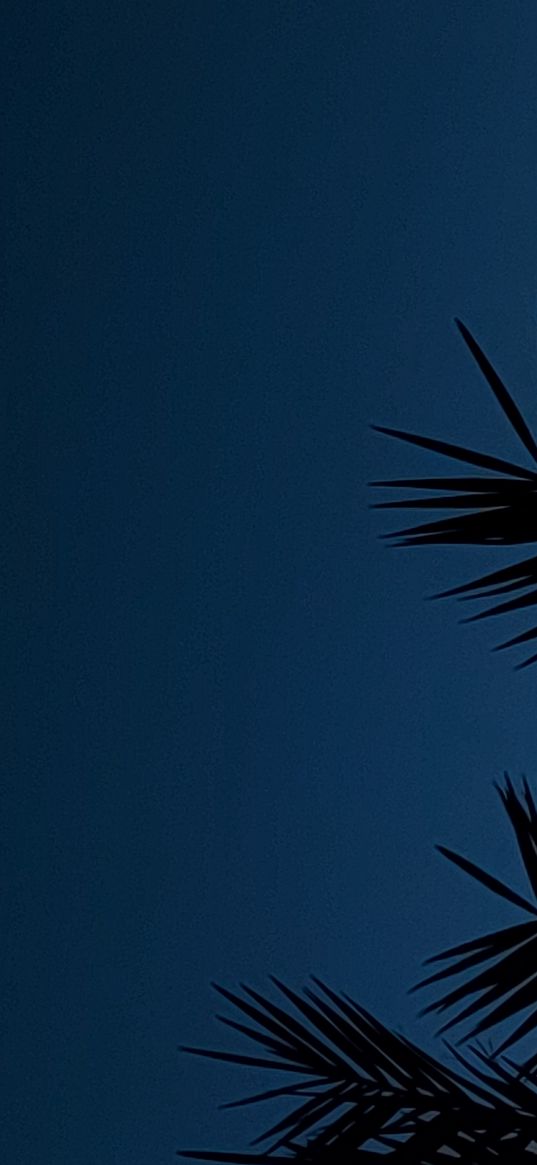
6, 3, 537, 1161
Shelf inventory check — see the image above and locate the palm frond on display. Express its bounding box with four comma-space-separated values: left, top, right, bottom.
180, 978, 537, 1161
372, 320, 537, 666
414, 777, 537, 1057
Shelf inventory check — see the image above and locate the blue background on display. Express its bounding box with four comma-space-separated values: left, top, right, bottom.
5, 1, 537, 1160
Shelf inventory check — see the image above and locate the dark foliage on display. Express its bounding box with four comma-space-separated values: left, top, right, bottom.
180, 976, 537, 1162
371, 320, 537, 666
182, 326, 537, 1159
414, 777, 537, 1061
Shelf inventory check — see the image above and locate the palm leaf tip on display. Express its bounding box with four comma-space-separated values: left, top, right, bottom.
414, 779, 537, 1054
454, 318, 537, 466
372, 321, 537, 666
181, 978, 537, 1161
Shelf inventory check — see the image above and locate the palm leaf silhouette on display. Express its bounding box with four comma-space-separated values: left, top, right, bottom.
180, 977, 537, 1161
183, 327, 537, 1159
414, 777, 537, 1059
372, 320, 537, 666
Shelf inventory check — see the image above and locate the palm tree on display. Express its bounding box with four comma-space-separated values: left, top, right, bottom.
180, 780, 537, 1161
182, 323, 537, 1160
413, 777, 537, 1061
371, 321, 537, 667
180, 978, 537, 1161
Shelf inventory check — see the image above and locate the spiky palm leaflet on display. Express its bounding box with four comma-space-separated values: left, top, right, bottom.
180, 975, 537, 1161
183, 320, 537, 1159
181, 780, 537, 1161
413, 777, 537, 1067
372, 320, 537, 666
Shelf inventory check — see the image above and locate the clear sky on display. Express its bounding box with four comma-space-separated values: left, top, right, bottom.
6, 2, 537, 1161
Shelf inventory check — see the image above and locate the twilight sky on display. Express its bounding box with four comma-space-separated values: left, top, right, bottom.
6, 2, 537, 1161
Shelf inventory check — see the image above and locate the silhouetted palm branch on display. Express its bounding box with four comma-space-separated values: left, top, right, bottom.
180, 977, 537, 1161
414, 777, 537, 1063
371, 320, 537, 666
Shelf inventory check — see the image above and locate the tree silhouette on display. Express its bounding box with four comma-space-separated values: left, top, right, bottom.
180, 779, 537, 1161
412, 777, 537, 1060
181, 323, 537, 1161
371, 321, 537, 667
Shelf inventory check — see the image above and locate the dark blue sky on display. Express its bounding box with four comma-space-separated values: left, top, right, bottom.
6, 2, 537, 1161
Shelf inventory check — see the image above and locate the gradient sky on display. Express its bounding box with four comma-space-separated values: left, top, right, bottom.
6, 2, 537, 1161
